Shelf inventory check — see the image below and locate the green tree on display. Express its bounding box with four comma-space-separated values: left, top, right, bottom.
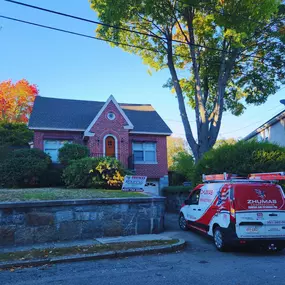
0, 122, 33, 146
90, 0, 285, 161
170, 151, 194, 181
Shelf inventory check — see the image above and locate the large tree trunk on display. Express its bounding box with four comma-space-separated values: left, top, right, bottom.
166, 38, 199, 161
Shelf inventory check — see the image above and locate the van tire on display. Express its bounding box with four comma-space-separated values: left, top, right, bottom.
179, 213, 188, 231
213, 227, 228, 251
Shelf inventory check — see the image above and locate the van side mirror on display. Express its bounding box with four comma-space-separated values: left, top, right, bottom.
184, 199, 191, 205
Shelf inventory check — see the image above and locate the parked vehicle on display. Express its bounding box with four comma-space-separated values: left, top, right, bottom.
179, 172, 285, 251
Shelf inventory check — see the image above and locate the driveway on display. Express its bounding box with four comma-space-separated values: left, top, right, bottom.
1, 213, 284, 285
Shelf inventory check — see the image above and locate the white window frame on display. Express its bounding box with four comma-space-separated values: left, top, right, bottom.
132, 142, 157, 164
44, 140, 72, 163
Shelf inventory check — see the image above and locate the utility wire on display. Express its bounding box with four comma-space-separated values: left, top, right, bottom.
0, 15, 165, 54
4, 0, 269, 61
1, 14, 229, 66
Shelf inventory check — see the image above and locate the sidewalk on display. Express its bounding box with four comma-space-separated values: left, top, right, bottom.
0, 234, 186, 269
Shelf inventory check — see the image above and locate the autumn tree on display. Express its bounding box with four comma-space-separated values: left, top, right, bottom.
167, 136, 189, 168
90, 0, 285, 161
0, 79, 39, 123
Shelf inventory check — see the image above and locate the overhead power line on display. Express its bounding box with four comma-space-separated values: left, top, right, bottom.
4, 0, 269, 61
0, 15, 162, 53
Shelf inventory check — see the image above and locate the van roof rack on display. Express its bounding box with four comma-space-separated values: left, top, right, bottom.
202, 172, 285, 183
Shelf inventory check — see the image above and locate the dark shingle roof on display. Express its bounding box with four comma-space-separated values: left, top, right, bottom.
29, 96, 172, 134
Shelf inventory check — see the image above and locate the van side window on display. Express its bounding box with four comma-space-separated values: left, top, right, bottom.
189, 189, 201, 205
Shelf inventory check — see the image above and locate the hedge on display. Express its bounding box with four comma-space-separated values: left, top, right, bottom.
162, 186, 192, 194
0, 148, 51, 188
193, 140, 285, 184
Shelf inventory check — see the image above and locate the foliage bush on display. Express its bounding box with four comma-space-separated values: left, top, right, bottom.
169, 151, 194, 182
193, 140, 285, 184
0, 148, 51, 188
162, 186, 192, 194
58, 143, 89, 165
39, 164, 65, 187
0, 122, 33, 147
0, 122, 33, 161
62, 157, 126, 189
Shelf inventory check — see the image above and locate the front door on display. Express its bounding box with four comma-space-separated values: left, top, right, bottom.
105, 136, 115, 157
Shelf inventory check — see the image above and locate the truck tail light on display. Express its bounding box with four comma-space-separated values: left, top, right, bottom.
230, 200, 236, 222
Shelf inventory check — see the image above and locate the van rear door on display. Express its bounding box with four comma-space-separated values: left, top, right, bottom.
234, 183, 285, 239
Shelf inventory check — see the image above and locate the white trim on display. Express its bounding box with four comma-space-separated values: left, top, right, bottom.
84, 95, 134, 136
134, 161, 158, 165
29, 127, 85, 131
130, 131, 172, 135
103, 134, 118, 159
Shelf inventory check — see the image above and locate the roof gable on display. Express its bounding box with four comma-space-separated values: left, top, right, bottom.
84, 95, 134, 136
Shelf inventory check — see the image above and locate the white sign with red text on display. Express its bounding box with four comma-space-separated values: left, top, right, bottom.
122, 176, 147, 192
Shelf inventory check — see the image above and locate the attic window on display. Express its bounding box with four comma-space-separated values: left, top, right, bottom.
107, 112, 116, 121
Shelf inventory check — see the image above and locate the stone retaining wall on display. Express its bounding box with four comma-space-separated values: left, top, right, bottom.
163, 191, 189, 213
0, 197, 165, 246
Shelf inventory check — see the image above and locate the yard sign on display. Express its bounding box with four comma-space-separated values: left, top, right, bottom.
122, 176, 147, 192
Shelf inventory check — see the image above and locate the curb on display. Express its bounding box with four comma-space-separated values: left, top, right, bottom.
0, 239, 186, 269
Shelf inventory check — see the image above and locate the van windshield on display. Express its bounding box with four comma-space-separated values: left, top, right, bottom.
234, 183, 285, 211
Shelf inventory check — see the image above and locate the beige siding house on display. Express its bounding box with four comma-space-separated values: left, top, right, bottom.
244, 110, 285, 146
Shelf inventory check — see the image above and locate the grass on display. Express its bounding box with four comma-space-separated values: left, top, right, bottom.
0, 240, 179, 262
0, 188, 147, 202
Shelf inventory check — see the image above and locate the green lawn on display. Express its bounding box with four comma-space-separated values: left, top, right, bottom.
0, 188, 147, 202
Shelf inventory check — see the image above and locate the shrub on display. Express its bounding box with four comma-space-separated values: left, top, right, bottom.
58, 143, 89, 165
193, 140, 285, 184
0, 148, 51, 188
39, 164, 65, 187
62, 157, 126, 189
170, 151, 194, 182
162, 186, 192, 194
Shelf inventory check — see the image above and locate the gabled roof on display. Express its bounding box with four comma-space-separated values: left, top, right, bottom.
244, 109, 285, 141
29, 96, 172, 135
84, 95, 134, 136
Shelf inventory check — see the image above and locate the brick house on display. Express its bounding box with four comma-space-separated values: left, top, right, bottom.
29, 95, 172, 193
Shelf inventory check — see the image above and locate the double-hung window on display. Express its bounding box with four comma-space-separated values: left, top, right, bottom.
133, 142, 157, 164
44, 140, 72, 163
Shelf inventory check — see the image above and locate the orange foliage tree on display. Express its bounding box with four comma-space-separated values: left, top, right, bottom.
0, 79, 39, 123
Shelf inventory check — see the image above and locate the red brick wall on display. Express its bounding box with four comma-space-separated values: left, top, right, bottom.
129, 134, 168, 179
87, 101, 129, 167
33, 130, 84, 150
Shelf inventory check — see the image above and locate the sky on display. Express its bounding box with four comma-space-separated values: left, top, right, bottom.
1, 0, 284, 141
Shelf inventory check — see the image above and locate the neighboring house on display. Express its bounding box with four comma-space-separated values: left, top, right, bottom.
244, 109, 285, 146
29, 95, 172, 193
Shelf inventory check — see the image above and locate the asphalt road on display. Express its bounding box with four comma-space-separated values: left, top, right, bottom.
1, 213, 284, 285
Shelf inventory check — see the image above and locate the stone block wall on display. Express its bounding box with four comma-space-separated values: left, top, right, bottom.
163, 191, 190, 213
0, 197, 165, 246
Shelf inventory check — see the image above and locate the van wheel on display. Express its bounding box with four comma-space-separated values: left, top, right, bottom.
179, 213, 188, 231
213, 227, 228, 251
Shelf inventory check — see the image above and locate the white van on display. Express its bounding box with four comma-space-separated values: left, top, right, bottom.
179, 172, 285, 251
